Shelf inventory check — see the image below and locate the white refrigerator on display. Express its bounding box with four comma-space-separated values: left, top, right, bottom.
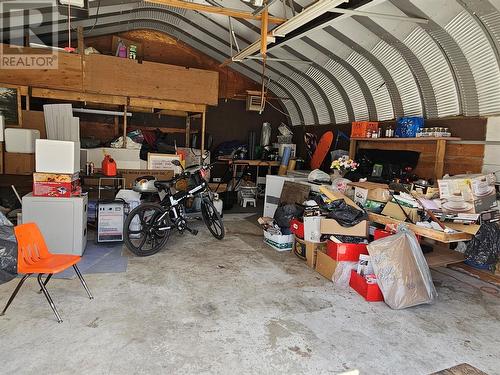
22, 193, 88, 255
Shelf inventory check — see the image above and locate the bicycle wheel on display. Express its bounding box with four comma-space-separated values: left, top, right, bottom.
124, 203, 171, 256
201, 198, 225, 240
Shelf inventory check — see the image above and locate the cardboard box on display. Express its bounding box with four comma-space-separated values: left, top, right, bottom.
381, 201, 420, 223
4, 152, 35, 175
303, 216, 322, 243
120, 169, 175, 188
36, 139, 80, 174
315, 251, 338, 280
319, 186, 361, 211
305, 240, 327, 268
320, 218, 369, 238
147, 153, 181, 173
263, 230, 294, 251
33, 172, 81, 198
348, 181, 390, 204
438, 174, 497, 214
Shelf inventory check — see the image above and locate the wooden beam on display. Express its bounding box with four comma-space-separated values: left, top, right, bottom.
201, 111, 206, 154
434, 139, 446, 180
158, 110, 189, 117
123, 105, 128, 149
31, 88, 128, 106
185, 116, 191, 147
260, 8, 269, 56
145, 0, 287, 24
129, 97, 206, 113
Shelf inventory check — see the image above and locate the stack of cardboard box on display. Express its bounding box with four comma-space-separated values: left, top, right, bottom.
33, 140, 81, 197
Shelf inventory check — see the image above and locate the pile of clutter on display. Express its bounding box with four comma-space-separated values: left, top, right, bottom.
259, 184, 445, 310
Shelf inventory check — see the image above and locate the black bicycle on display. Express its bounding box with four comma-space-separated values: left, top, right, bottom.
123, 158, 224, 256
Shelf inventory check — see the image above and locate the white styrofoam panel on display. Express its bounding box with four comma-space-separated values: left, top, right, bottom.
486, 117, 500, 142
483, 144, 500, 165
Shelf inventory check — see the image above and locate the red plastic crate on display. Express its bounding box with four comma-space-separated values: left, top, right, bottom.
373, 229, 393, 241
373, 228, 421, 242
349, 270, 384, 302
290, 218, 304, 239
326, 241, 368, 261
351, 121, 379, 138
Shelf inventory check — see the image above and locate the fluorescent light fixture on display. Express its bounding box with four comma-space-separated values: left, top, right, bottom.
232, 0, 347, 61
245, 56, 313, 64
271, 0, 348, 37
73, 108, 133, 117
328, 8, 428, 24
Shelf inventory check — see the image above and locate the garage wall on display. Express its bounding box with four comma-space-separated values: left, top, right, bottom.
483, 117, 500, 180
293, 117, 487, 178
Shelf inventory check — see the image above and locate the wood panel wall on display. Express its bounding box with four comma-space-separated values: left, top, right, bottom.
84, 30, 261, 100
0, 43, 219, 106
293, 117, 487, 179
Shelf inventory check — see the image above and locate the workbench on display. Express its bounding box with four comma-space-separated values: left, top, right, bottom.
349, 137, 461, 181
368, 212, 473, 268
217, 158, 280, 189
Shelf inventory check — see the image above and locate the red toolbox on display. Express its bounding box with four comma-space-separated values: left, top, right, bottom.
327, 241, 368, 261
290, 218, 304, 239
349, 270, 384, 302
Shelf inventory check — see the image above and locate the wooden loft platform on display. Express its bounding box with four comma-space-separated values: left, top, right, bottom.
0, 42, 219, 150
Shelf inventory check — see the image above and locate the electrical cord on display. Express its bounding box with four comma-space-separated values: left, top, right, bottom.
266, 99, 292, 118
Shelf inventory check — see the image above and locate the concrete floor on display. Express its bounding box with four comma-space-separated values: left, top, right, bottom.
0, 215, 499, 375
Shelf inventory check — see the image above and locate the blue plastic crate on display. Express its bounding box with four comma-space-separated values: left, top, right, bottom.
395, 117, 424, 138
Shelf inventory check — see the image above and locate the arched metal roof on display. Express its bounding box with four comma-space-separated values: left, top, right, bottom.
8, 0, 500, 126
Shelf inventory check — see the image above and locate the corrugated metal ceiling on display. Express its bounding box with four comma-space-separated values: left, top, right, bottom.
6, 0, 500, 126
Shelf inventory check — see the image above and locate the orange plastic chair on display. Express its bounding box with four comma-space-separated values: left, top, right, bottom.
1, 223, 93, 323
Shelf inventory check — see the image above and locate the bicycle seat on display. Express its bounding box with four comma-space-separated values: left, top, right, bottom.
154, 179, 176, 190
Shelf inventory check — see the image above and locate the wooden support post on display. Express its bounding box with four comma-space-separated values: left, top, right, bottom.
349, 139, 357, 159
260, 8, 269, 56
434, 139, 446, 181
201, 111, 206, 154
17, 89, 22, 126
185, 116, 191, 147
114, 115, 119, 137
77, 26, 84, 55
123, 105, 128, 149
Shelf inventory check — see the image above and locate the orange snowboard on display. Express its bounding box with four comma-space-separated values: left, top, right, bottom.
310, 131, 334, 170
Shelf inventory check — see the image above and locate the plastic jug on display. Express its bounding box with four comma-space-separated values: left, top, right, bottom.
102, 155, 117, 176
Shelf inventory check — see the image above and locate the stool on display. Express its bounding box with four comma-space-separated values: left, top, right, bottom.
242, 197, 256, 207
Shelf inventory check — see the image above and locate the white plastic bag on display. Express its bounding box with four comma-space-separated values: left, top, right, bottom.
367, 227, 437, 309
332, 261, 357, 288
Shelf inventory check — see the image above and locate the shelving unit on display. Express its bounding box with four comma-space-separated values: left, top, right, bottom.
349, 137, 462, 181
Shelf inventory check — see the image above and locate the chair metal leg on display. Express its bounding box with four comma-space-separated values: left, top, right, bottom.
37, 274, 63, 323
1, 274, 31, 316
37, 273, 53, 294
73, 265, 93, 300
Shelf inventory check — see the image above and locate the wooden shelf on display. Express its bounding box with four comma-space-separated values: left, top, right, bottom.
349, 137, 461, 180
368, 212, 473, 243
350, 137, 461, 142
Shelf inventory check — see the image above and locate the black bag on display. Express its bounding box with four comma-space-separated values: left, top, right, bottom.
465, 222, 500, 267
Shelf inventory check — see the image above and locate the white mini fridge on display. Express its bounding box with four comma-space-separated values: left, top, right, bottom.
22, 193, 88, 255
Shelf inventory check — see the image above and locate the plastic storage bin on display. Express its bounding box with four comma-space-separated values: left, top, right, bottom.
351, 122, 379, 138
326, 241, 368, 261
5, 128, 40, 153
290, 218, 304, 239
349, 270, 384, 302
35, 139, 80, 173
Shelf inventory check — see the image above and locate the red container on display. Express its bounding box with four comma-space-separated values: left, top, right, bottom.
326, 241, 368, 261
349, 270, 384, 302
374, 229, 393, 240
290, 218, 304, 239
102, 155, 117, 176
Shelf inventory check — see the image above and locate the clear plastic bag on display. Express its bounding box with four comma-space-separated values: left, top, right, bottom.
332, 261, 357, 288
367, 227, 437, 309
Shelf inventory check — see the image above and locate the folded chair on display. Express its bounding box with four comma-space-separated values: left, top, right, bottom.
1, 223, 93, 323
